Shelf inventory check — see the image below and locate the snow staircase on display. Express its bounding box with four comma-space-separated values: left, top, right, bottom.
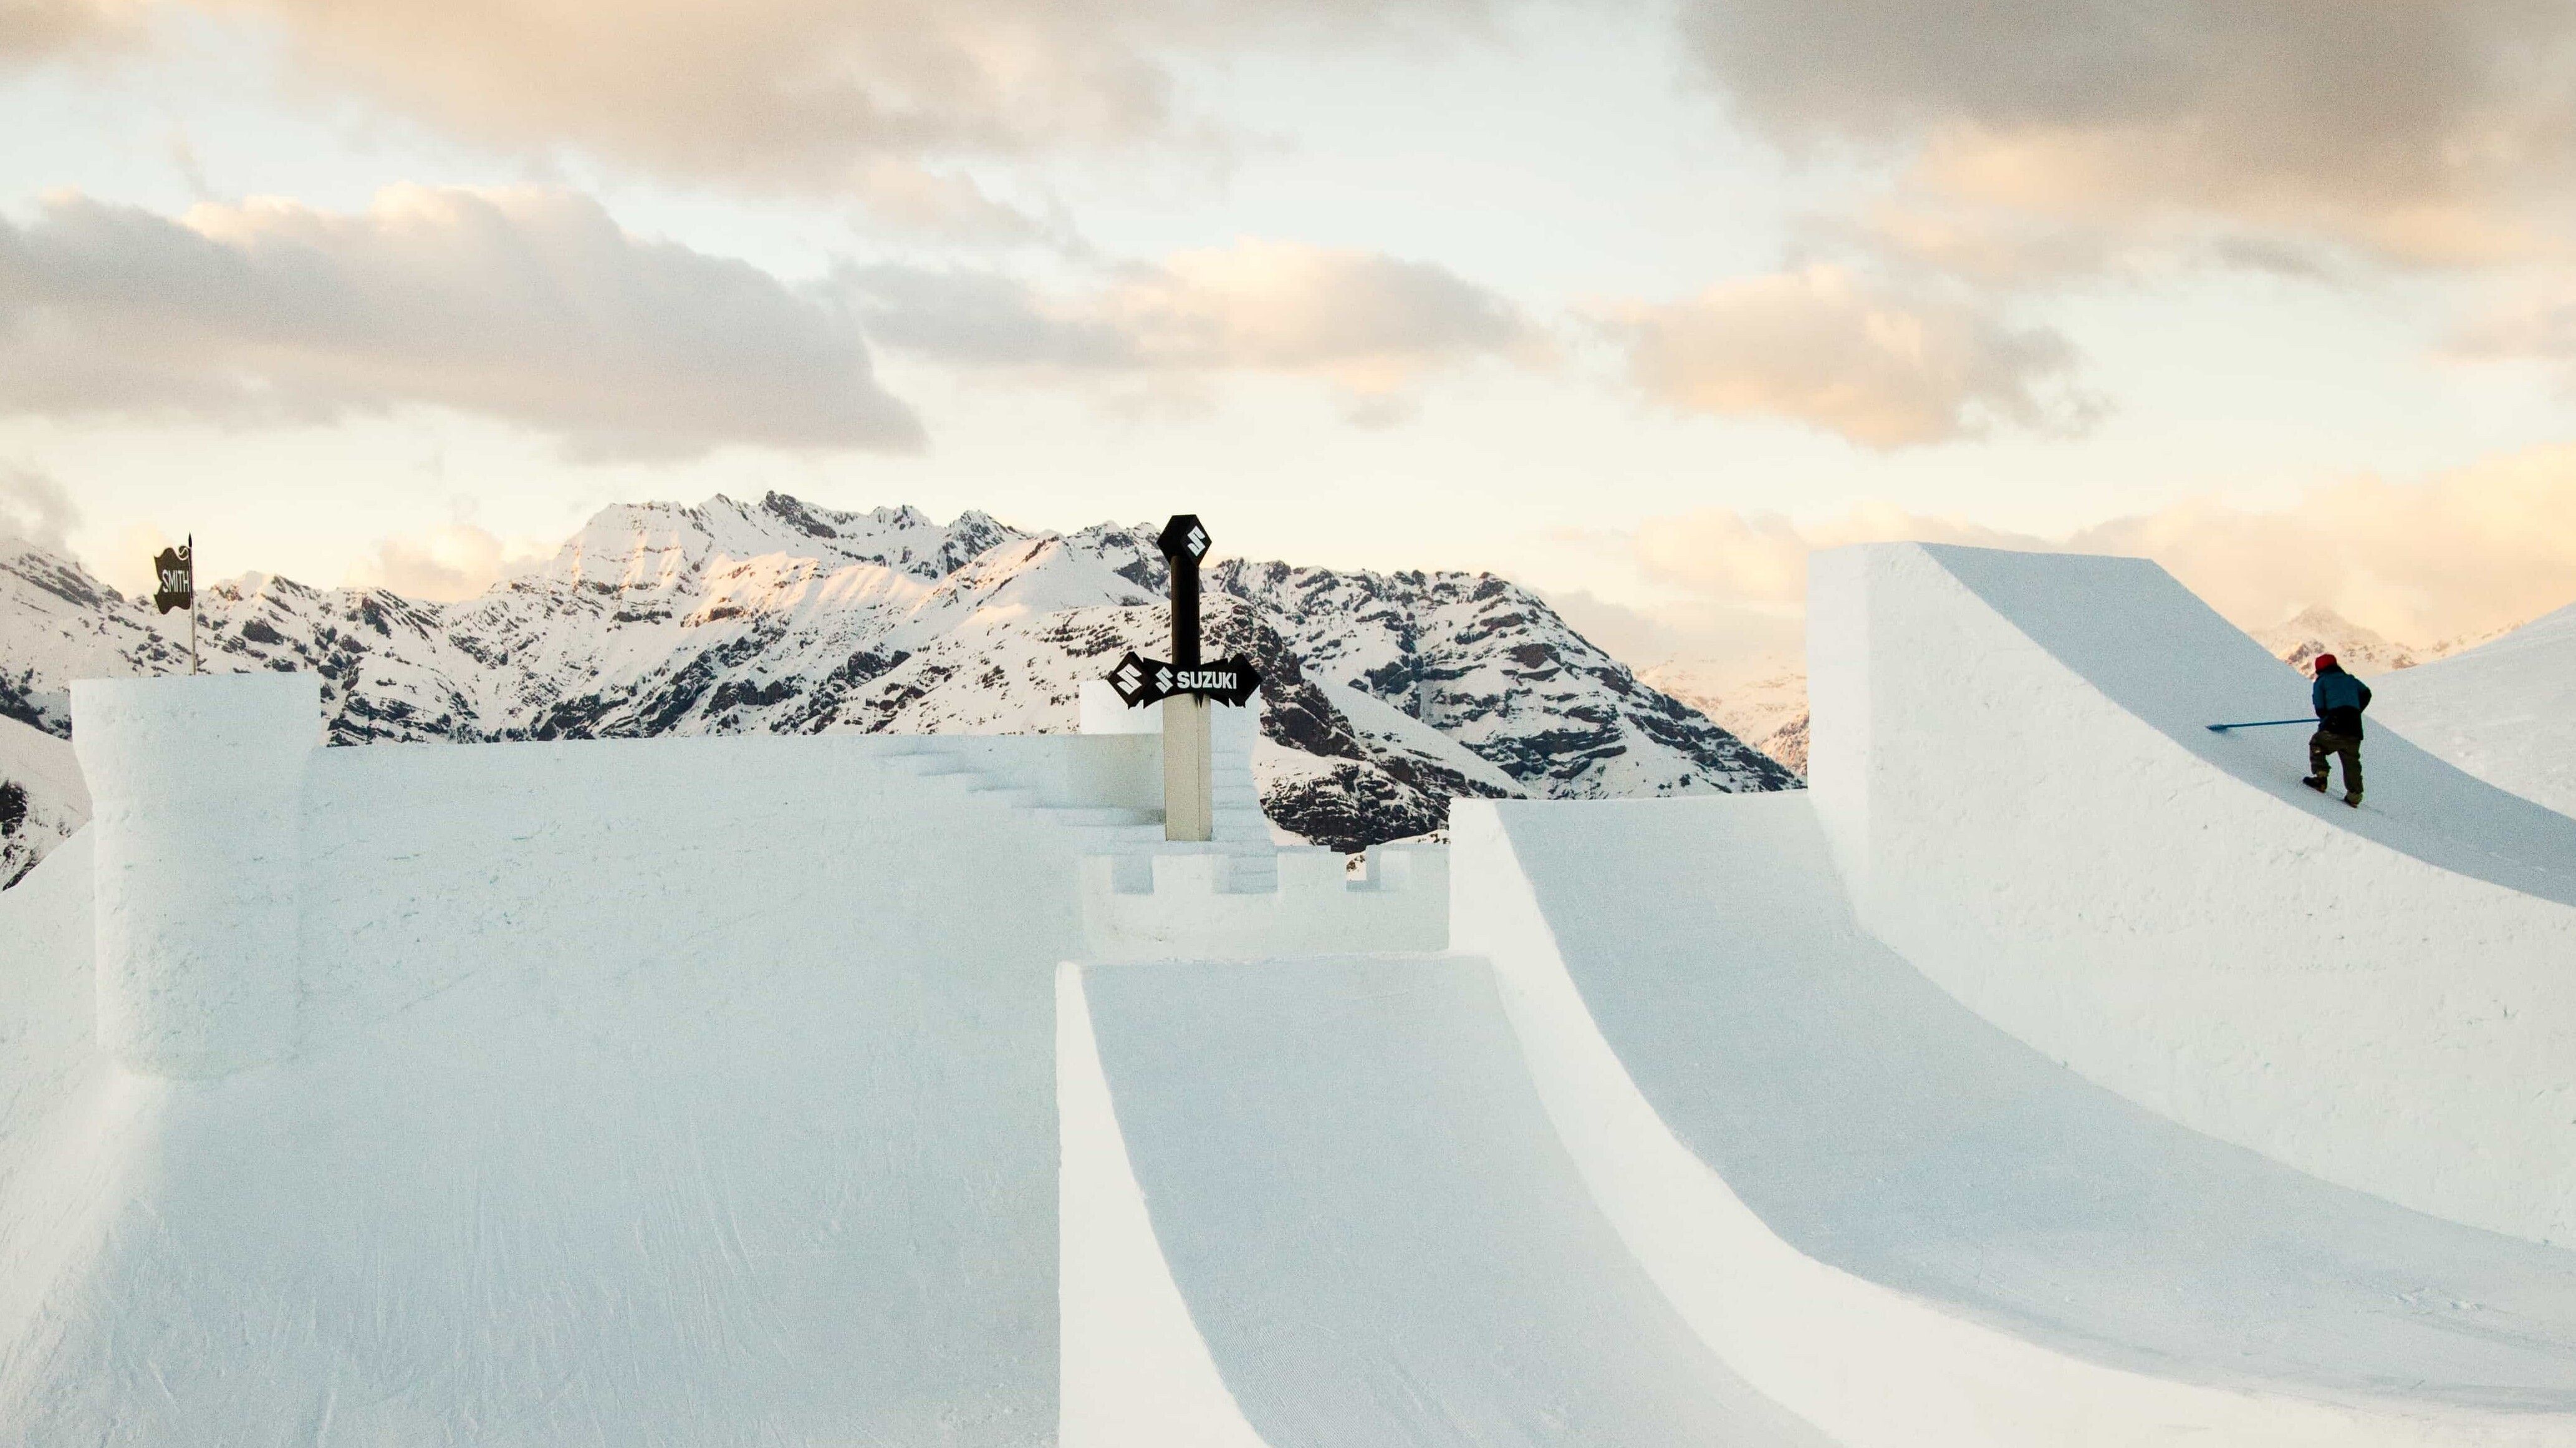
874, 710, 1279, 896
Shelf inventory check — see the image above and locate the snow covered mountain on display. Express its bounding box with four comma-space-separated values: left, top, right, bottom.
1637, 659, 1809, 775
2252, 605, 2429, 675
0, 493, 1791, 877
2252, 604, 2514, 677
0, 713, 82, 889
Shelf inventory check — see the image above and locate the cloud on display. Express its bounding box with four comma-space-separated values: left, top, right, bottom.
0, 185, 923, 459
0, 0, 135, 66
345, 521, 550, 601
1684, 0, 2576, 272
1631, 443, 2576, 650
2444, 279, 2576, 388
848, 160, 1064, 248
190, 0, 1494, 190
1608, 265, 2100, 448
1540, 585, 1805, 678
847, 239, 1533, 399
0, 464, 77, 553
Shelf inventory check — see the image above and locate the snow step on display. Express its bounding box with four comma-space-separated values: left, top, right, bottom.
882, 755, 976, 778
1035, 806, 1162, 828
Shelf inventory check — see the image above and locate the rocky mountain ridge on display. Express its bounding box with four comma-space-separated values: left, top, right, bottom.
0, 492, 1794, 881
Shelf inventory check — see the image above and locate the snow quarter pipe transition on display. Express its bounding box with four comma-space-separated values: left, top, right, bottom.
1455, 794, 2576, 1448
1060, 952, 1831, 1448
1809, 542, 2576, 1245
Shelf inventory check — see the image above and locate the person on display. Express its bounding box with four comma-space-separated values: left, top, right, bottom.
2304, 654, 2371, 807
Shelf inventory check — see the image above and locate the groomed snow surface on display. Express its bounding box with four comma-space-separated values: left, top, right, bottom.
9, 541, 2576, 1443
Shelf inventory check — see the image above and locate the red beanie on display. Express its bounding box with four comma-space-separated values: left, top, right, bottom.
2314, 654, 2337, 671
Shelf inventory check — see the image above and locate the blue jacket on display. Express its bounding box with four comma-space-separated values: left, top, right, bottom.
2313, 667, 2372, 738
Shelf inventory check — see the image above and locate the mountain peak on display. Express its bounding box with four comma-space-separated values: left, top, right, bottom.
2252, 605, 2420, 675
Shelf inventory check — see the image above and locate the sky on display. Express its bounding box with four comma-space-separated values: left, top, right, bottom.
6, 0, 2576, 682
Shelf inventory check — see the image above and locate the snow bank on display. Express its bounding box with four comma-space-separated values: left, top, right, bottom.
1079, 844, 1446, 960
1454, 794, 2576, 1447
1809, 543, 2576, 1245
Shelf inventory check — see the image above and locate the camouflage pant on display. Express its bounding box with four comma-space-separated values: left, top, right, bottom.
2309, 730, 2362, 798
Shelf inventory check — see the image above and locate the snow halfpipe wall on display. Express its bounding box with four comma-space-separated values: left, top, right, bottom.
1807, 542, 2576, 1245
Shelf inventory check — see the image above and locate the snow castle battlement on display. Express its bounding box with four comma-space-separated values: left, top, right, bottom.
1079, 842, 1448, 960
72, 672, 320, 1077
60, 672, 1451, 1079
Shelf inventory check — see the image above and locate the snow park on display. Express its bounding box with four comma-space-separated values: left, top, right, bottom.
0, 514, 2571, 1448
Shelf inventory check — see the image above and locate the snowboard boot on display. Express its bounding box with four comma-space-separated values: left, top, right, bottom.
2345, 792, 2362, 809
2303, 775, 2328, 793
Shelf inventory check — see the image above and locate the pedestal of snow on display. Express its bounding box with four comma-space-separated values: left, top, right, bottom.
1808, 542, 2576, 1245
70, 673, 319, 1078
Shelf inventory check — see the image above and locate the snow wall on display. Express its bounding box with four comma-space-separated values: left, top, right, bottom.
74, 674, 319, 1076
1808, 542, 2576, 1245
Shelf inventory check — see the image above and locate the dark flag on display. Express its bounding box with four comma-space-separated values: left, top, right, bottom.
153, 543, 193, 615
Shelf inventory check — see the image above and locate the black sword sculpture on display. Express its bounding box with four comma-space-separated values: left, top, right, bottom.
1106, 513, 1262, 708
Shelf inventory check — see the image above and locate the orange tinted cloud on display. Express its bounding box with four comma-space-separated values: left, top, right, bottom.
1635, 443, 2576, 646
1609, 266, 2100, 448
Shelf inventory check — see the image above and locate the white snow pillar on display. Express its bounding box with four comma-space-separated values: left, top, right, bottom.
1163, 694, 1213, 842
72, 672, 320, 1078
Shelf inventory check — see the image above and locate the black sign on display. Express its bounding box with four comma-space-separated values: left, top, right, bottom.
1107, 649, 1262, 708
152, 542, 193, 615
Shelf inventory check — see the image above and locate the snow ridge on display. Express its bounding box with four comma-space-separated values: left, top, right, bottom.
0, 493, 1789, 874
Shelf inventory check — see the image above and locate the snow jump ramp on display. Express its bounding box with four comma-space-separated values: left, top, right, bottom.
1809, 543, 2576, 1246
1455, 794, 2576, 1447
1065, 794, 2576, 1448
1059, 952, 1832, 1448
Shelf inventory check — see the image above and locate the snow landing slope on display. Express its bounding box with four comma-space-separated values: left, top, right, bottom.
0, 493, 1789, 862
